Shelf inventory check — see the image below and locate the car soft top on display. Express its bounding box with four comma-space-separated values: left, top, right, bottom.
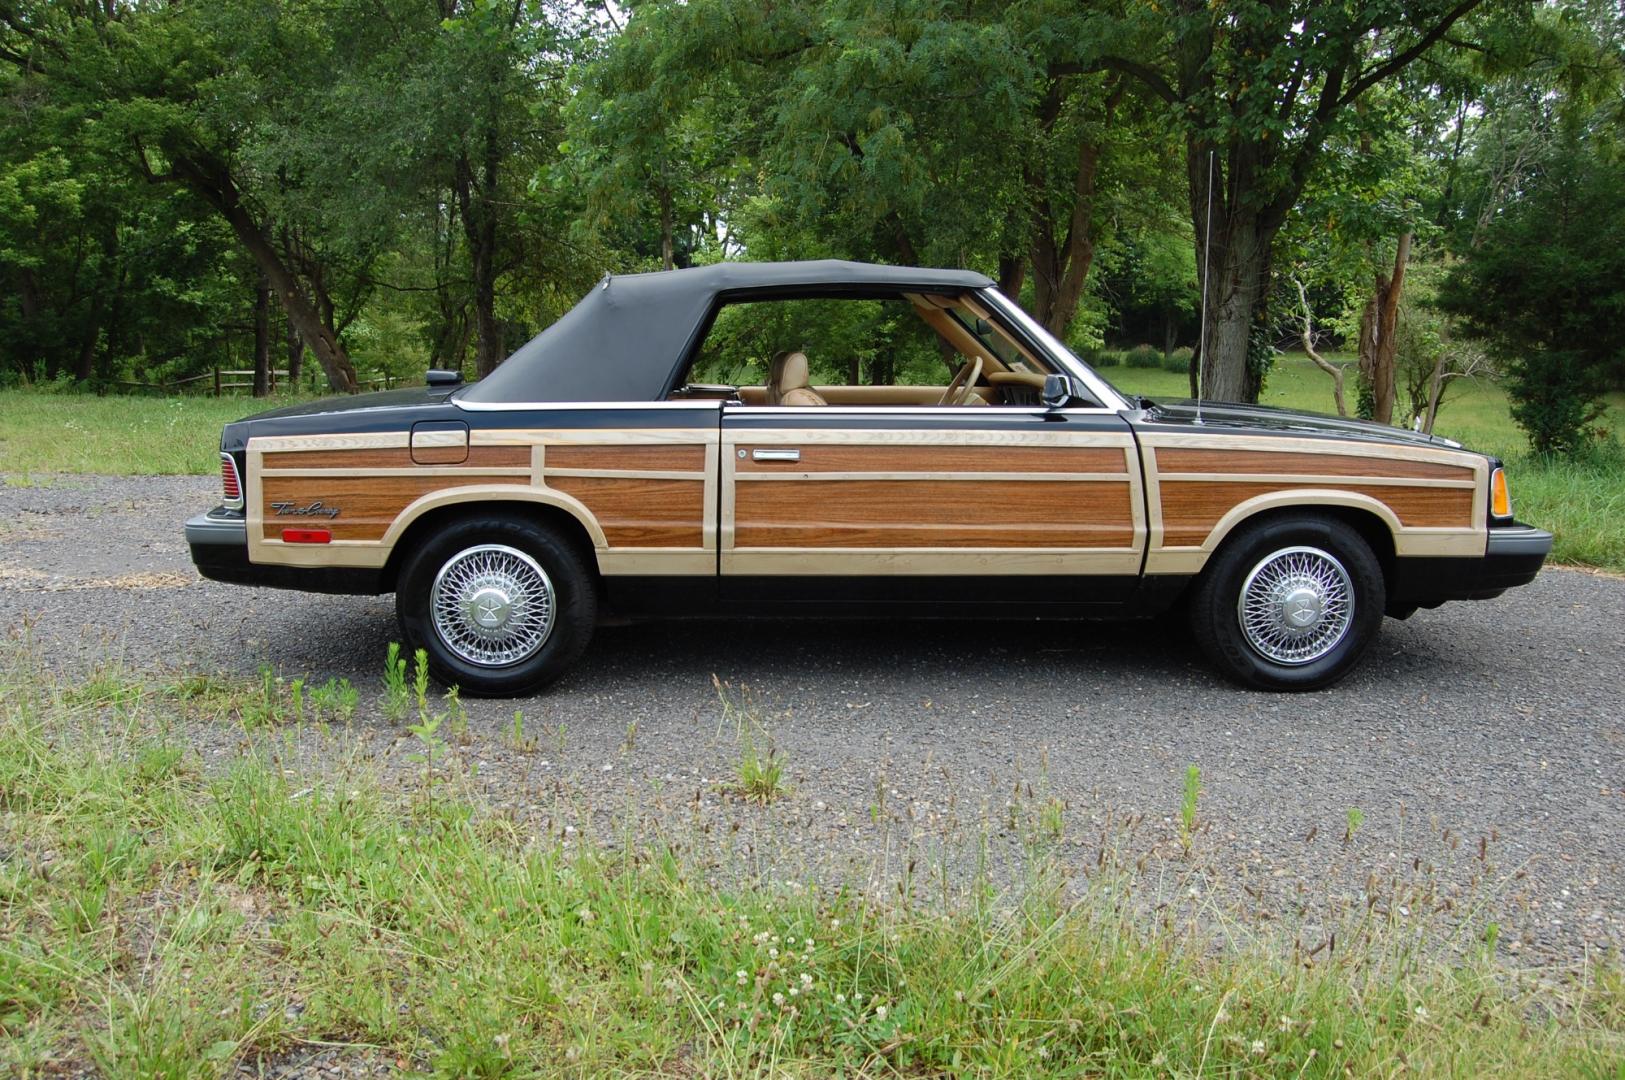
461, 259, 994, 404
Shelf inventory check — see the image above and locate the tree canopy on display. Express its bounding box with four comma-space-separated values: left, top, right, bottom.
1, 0, 1620, 451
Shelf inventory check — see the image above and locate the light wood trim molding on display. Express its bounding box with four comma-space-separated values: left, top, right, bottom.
543, 467, 707, 481
247, 432, 409, 453
470, 427, 716, 447
733, 470, 1132, 483
410, 429, 468, 449
1156, 471, 1476, 489
723, 548, 1143, 576
260, 467, 531, 479
598, 550, 717, 576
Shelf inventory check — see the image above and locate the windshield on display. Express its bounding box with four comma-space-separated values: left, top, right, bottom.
978, 289, 1131, 410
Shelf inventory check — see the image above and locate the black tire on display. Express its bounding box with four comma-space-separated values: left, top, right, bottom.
1188, 514, 1385, 691
395, 514, 597, 697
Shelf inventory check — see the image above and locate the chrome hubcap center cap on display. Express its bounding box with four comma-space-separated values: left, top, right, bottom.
1281, 586, 1323, 630
467, 587, 512, 633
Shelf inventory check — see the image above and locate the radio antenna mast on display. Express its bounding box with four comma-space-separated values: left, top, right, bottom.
1196, 149, 1214, 426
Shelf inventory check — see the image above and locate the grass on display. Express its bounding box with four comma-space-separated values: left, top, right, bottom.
0, 389, 312, 477
1, 362, 1622, 571
1, 662, 1621, 1077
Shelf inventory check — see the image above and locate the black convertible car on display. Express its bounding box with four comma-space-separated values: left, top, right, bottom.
187, 260, 1551, 694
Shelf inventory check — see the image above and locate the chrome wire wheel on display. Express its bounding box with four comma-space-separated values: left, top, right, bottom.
1236, 545, 1355, 666
429, 544, 555, 668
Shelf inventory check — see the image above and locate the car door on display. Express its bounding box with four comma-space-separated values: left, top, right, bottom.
717, 402, 1146, 610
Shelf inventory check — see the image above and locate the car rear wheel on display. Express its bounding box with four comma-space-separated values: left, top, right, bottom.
1188, 514, 1385, 691
396, 514, 596, 696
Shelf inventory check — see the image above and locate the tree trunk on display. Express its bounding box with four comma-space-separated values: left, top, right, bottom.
169, 154, 357, 393
285, 318, 304, 385
73, 305, 99, 382
1193, 215, 1271, 403
658, 183, 675, 272
1357, 233, 1411, 425
455, 143, 503, 379
253, 271, 271, 397
1293, 275, 1348, 417
1030, 138, 1103, 336
1188, 145, 1273, 404
996, 255, 1025, 303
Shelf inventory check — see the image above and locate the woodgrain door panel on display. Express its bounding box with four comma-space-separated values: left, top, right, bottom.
718, 408, 1144, 583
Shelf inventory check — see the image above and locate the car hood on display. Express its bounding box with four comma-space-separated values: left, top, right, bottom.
1140, 398, 1469, 452
236, 386, 459, 422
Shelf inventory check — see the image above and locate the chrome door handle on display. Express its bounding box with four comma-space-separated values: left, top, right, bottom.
751, 448, 801, 462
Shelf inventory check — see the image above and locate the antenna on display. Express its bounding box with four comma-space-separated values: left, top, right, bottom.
1195, 149, 1214, 426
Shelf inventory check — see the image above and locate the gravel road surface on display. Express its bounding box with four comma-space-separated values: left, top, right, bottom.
3, 473, 1621, 965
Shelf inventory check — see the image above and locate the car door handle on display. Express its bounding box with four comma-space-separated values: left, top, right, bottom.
751, 448, 801, 462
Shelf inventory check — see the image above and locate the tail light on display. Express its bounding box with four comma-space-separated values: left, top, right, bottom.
220, 452, 243, 509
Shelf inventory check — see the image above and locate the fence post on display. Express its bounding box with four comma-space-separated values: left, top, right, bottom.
213, 367, 221, 397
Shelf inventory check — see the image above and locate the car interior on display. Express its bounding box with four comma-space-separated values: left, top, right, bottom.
668, 290, 1078, 407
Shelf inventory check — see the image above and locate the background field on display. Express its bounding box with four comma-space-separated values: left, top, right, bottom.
1, 358, 1620, 572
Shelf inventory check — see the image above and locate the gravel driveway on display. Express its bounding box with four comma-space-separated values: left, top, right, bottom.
3, 473, 1622, 964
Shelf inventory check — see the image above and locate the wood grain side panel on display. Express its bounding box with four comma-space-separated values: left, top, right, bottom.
412, 445, 469, 465
259, 474, 528, 541
735, 444, 1127, 474
1155, 448, 1474, 481
262, 446, 529, 470
546, 444, 707, 472
1158, 481, 1476, 546
734, 480, 1135, 548
545, 476, 704, 547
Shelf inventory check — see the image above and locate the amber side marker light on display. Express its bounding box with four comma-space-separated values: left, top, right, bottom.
281, 528, 332, 544
1490, 467, 1513, 518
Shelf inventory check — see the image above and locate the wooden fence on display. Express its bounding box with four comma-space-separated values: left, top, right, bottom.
117, 368, 394, 396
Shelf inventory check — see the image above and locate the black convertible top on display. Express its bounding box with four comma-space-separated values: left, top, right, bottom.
462, 259, 994, 403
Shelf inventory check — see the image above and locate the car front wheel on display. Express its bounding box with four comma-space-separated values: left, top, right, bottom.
396, 514, 597, 696
1188, 514, 1385, 691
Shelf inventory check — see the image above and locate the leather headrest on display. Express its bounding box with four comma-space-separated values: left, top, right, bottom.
770, 350, 810, 392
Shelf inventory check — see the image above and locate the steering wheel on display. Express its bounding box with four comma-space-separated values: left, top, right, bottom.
937, 356, 984, 406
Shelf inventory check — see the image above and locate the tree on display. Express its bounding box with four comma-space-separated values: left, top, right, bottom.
1440, 132, 1624, 453
1090, 0, 1498, 403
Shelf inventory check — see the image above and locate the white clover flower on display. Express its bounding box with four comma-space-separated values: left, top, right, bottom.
1250, 1039, 1266, 1056
805, 939, 815, 949
831, 918, 841, 928
1279, 1016, 1294, 1032
789, 987, 799, 997
772, 992, 785, 1006
1037, 1046, 1050, 1060
835, 993, 846, 1004
768, 948, 779, 959
1415, 1005, 1429, 1021
800, 972, 813, 987
875, 1005, 888, 1020
736, 970, 748, 986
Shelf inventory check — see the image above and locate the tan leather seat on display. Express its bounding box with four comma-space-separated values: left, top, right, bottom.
766, 351, 827, 406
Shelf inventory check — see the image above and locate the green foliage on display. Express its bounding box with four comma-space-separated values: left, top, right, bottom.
1124, 344, 1162, 369
1441, 131, 1623, 454
1163, 346, 1194, 374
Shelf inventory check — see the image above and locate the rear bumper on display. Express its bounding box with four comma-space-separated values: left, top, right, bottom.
1389, 523, 1553, 607
185, 510, 387, 595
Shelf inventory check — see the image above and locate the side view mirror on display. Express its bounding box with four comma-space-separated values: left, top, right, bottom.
426, 369, 465, 387
1041, 372, 1081, 409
